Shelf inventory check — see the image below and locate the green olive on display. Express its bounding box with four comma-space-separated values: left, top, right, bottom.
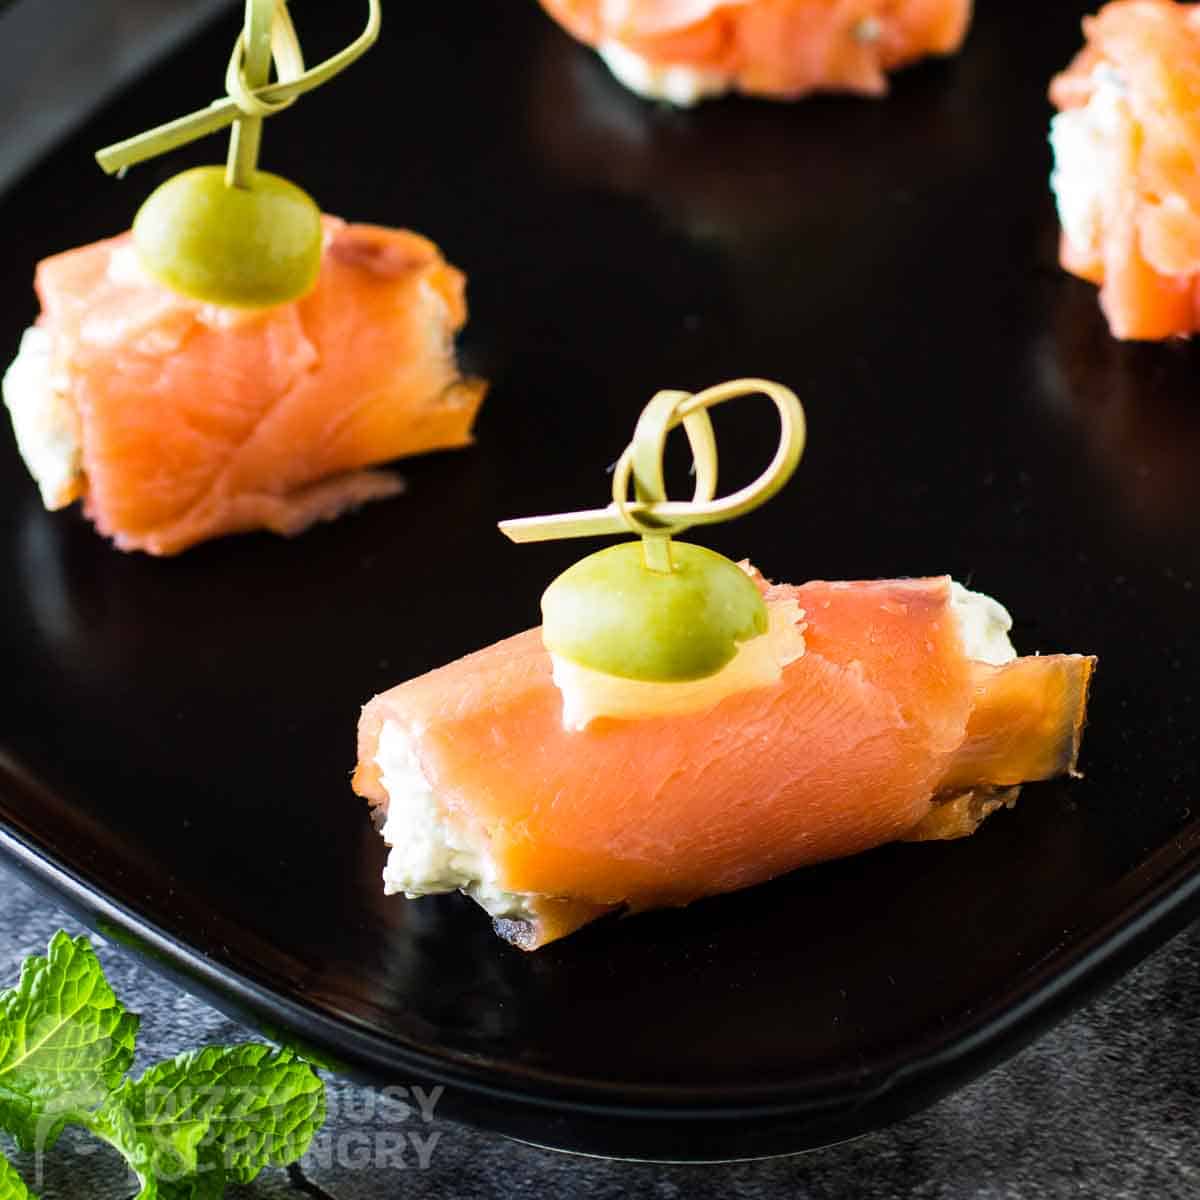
541, 541, 768, 682
132, 167, 322, 308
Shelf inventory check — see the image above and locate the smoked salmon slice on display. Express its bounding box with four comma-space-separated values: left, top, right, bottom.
537, 0, 973, 104
353, 574, 1094, 949
1049, 0, 1200, 340
3, 218, 485, 555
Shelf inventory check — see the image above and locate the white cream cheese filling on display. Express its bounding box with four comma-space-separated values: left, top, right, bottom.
374, 580, 1016, 921
597, 39, 730, 106
377, 720, 536, 921
950, 581, 1015, 666
2, 326, 82, 510
550, 593, 806, 731
1049, 65, 1128, 259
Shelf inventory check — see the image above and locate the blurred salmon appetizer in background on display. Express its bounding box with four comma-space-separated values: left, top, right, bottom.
537, 0, 974, 105
2, 219, 485, 556
1050, 0, 1200, 340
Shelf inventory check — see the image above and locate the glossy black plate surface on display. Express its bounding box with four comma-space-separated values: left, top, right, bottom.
4, 0, 1200, 1162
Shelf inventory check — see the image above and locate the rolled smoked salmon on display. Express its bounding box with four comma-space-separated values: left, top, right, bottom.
537, 0, 973, 104
1049, 0, 1200, 340
2, 219, 485, 555
354, 573, 1094, 949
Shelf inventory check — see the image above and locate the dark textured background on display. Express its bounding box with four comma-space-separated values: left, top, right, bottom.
3, 863, 1199, 1198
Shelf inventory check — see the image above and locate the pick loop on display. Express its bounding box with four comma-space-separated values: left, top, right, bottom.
499, 378, 806, 572
95, 0, 380, 178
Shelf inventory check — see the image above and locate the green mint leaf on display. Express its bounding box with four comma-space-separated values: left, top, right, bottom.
85, 1100, 155, 1192
0, 933, 138, 1150
98, 1044, 324, 1189
86, 1098, 220, 1200
0, 1150, 35, 1200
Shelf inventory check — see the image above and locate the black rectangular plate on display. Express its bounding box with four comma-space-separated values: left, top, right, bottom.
4, 0, 1200, 1162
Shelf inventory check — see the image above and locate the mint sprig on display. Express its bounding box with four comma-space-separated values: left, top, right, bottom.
0, 934, 327, 1199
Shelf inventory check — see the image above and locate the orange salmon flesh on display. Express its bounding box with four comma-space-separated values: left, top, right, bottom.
354, 575, 1095, 949
538, 0, 973, 100
19, 219, 485, 555
1050, 0, 1200, 340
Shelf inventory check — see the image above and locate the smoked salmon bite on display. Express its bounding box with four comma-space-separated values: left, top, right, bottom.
1050, 0, 1200, 340
3, 223, 483, 556
353, 380, 1096, 950
2, 0, 484, 555
536, 0, 973, 105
